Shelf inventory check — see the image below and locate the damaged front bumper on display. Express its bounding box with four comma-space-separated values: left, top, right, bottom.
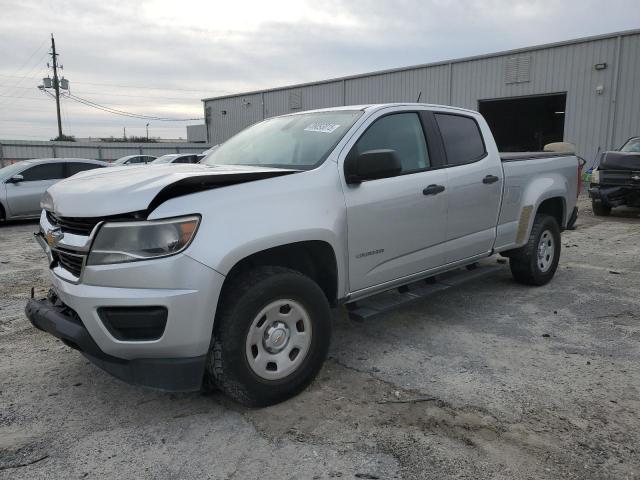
25, 290, 207, 391
589, 184, 640, 208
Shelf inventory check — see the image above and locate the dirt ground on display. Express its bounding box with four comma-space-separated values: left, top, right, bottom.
1, 195, 639, 480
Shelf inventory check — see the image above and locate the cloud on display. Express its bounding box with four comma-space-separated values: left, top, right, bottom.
0, 0, 638, 141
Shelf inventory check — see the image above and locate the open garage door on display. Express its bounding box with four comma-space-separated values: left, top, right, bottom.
478, 93, 566, 152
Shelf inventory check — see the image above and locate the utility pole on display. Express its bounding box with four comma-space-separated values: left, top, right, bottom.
146, 123, 150, 141
50, 33, 63, 139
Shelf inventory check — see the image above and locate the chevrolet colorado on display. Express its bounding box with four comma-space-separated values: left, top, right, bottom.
26, 103, 580, 406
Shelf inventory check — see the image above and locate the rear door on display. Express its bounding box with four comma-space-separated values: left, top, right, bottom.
433, 112, 502, 264
341, 109, 449, 292
5, 162, 65, 217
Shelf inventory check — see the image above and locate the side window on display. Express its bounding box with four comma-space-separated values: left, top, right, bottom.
21, 163, 65, 181
66, 162, 103, 177
434, 113, 486, 166
128, 157, 142, 164
175, 156, 193, 164
354, 113, 429, 174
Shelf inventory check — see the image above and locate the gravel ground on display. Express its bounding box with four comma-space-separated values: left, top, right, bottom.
1, 195, 639, 480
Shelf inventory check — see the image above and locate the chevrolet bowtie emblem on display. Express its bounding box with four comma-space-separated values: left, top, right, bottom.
45, 227, 63, 247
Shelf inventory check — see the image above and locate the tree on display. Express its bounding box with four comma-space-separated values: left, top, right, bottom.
51, 134, 76, 142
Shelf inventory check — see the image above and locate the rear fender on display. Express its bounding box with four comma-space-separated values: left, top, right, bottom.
515, 174, 569, 247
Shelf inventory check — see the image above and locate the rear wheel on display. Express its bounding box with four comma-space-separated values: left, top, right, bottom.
509, 214, 561, 286
592, 200, 611, 216
206, 266, 332, 407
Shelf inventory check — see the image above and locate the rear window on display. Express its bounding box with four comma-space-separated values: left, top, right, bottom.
435, 113, 486, 166
66, 162, 103, 177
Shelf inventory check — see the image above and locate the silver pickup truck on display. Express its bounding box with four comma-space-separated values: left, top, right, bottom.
26, 103, 580, 406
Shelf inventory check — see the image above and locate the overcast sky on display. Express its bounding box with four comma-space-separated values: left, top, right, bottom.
0, 0, 638, 141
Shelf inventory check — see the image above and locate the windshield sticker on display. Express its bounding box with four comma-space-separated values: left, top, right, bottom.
304, 123, 341, 133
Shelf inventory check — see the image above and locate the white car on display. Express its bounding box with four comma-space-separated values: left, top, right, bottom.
27, 104, 579, 406
111, 155, 156, 166
150, 153, 204, 165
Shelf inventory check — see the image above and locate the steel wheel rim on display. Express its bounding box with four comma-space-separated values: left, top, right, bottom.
245, 299, 312, 381
537, 230, 555, 273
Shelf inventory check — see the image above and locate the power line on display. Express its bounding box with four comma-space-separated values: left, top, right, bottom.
6, 85, 203, 102
63, 92, 203, 121
0, 50, 50, 107
0, 74, 230, 95
0, 37, 48, 95
71, 80, 229, 94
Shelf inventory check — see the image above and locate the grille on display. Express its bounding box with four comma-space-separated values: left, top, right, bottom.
601, 170, 640, 186
53, 250, 85, 278
47, 211, 102, 236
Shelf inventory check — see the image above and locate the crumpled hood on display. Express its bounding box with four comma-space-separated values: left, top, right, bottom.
46, 163, 298, 217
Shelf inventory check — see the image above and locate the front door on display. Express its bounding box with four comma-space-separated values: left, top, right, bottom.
342, 111, 449, 292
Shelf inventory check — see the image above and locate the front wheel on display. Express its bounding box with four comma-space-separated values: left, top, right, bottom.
206, 266, 332, 407
509, 214, 561, 286
592, 200, 611, 216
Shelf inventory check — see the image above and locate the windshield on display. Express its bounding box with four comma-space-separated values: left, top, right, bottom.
0, 162, 27, 179
621, 137, 640, 153
151, 155, 179, 164
202, 110, 363, 170
112, 156, 133, 165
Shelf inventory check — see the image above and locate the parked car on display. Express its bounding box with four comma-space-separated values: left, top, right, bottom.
150, 153, 204, 165
111, 155, 156, 166
27, 104, 580, 406
201, 145, 219, 156
0, 158, 107, 222
589, 136, 640, 215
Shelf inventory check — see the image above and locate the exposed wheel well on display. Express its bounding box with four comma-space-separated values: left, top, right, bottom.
224, 241, 339, 305
537, 197, 564, 228
0, 202, 5, 221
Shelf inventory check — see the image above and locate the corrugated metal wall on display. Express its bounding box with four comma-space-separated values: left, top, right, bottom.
204, 30, 640, 164
612, 34, 640, 149
0, 140, 211, 166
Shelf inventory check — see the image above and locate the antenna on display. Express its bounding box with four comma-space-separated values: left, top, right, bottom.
416, 91, 422, 102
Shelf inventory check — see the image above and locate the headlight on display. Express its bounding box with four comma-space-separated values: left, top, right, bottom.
87, 215, 200, 266
591, 169, 600, 184
41, 191, 54, 211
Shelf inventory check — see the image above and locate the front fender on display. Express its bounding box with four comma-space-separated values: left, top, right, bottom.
148, 162, 349, 298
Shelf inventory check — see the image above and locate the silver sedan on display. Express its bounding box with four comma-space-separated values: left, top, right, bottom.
0, 158, 108, 221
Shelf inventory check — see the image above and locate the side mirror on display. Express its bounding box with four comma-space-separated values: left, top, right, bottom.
6, 174, 24, 184
344, 149, 402, 184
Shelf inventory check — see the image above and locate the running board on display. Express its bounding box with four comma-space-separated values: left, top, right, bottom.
347, 263, 505, 321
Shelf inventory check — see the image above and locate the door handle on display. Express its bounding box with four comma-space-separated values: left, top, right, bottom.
483, 174, 500, 184
423, 184, 445, 195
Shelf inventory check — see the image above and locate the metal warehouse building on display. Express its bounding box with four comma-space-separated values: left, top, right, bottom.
202, 29, 640, 164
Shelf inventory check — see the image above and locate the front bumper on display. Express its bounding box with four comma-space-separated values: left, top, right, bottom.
31, 217, 226, 390
26, 291, 207, 391
589, 184, 640, 207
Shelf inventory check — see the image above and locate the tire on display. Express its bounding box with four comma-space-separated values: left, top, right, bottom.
509, 214, 561, 286
206, 266, 332, 407
592, 200, 611, 216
